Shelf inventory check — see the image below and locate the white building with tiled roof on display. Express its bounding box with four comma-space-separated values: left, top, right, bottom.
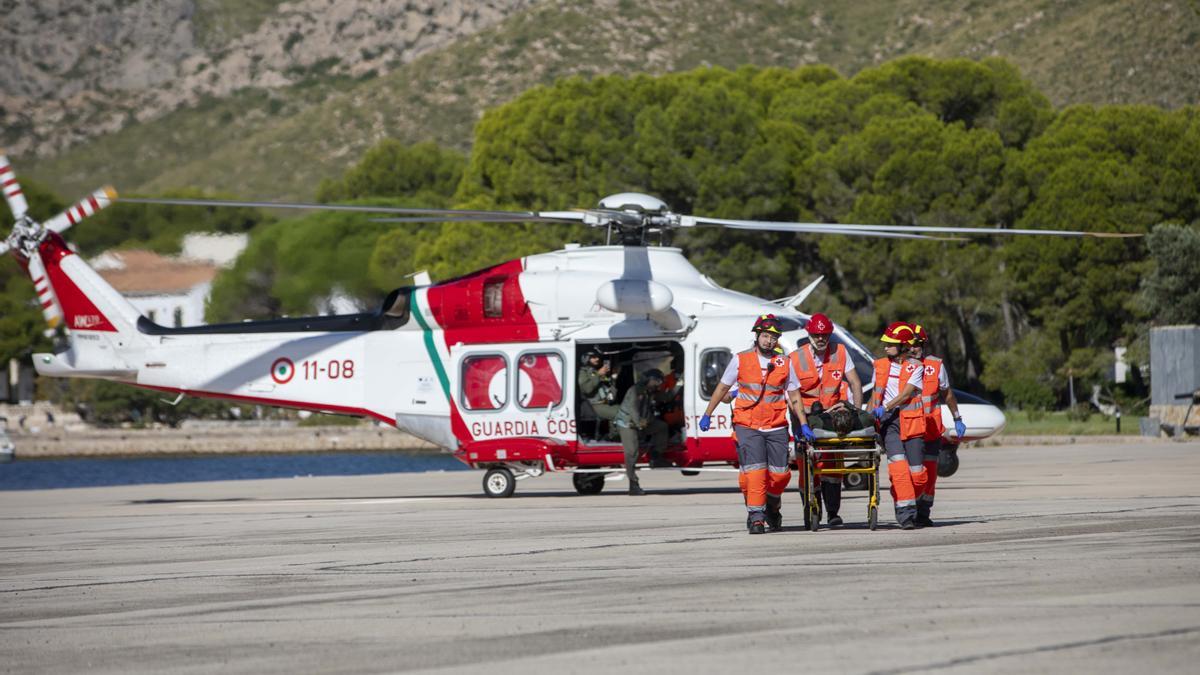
91, 233, 247, 327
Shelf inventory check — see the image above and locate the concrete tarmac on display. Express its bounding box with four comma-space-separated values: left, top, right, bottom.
2, 441, 1199, 674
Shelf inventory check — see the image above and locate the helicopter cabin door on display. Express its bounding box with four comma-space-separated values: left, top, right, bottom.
452, 344, 572, 447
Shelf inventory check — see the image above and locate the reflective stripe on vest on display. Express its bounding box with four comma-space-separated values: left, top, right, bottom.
872, 357, 926, 440
922, 355, 946, 440
733, 349, 790, 429
791, 343, 848, 411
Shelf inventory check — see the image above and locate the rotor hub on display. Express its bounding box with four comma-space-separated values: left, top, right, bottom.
596, 192, 670, 214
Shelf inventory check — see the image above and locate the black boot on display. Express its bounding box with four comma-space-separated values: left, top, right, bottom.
915, 507, 934, 528
765, 496, 783, 532
628, 478, 646, 496
821, 481, 843, 527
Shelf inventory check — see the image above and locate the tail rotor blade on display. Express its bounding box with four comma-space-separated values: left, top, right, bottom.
26, 249, 63, 329
0, 149, 29, 220
43, 186, 118, 234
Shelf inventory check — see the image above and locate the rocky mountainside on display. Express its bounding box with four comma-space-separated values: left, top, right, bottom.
1, 0, 534, 157
4, 0, 1199, 200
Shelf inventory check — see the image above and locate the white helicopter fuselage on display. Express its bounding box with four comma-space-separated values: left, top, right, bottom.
31, 240, 1004, 466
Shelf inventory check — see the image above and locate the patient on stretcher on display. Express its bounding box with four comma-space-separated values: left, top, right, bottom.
807, 401, 875, 439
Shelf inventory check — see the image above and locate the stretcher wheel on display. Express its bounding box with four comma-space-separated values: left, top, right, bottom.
807, 501, 821, 532
483, 467, 516, 498
572, 473, 605, 495
868, 506, 878, 531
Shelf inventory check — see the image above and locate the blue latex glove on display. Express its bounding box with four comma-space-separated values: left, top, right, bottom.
954, 418, 967, 439
698, 414, 712, 432
800, 424, 815, 442
872, 405, 887, 420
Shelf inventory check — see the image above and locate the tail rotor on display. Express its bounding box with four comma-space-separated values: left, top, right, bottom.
1, 150, 117, 330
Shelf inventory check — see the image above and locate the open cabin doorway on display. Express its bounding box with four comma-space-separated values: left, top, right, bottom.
575, 340, 685, 448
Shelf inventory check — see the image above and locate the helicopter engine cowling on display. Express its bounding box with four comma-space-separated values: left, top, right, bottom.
596, 279, 674, 314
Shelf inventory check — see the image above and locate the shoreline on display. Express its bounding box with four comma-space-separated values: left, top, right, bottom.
4, 425, 439, 459
2, 426, 1173, 459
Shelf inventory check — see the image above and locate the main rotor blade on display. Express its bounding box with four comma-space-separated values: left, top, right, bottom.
683, 215, 1140, 238
370, 214, 583, 224
0, 149, 29, 220
43, 187, 118, 234
120, 196, 585, 222
689, 217, 959, 241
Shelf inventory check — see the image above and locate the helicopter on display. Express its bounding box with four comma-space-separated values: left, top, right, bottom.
1, 152, 1136, 497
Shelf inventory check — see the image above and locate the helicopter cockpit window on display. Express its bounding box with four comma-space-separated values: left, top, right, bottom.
461, 354, 508, 411
517, 352, 564, 409
483, 280, 504, 318
700, 348, 732, 398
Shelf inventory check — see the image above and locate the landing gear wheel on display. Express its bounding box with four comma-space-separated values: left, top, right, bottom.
680, 469, 700, 476
843, 471, 866, 491
483, 467, 516, 498
572, 473, 605, 495
868, 506, 878, 531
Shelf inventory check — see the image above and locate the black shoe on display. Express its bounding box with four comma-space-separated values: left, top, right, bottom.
748, 518, 766, 535
628, 484, 646, 496
900, 520, 916, 530
766, 509, 782, 532
915, 515, 934, 528
827, 515, 843, 528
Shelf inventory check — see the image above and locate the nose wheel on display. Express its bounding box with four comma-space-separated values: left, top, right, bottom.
483, 467, 516, 498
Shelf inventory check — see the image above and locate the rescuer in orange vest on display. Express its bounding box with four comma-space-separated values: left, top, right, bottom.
909, 324, 966, 527
698, 315, 811, 534
871, 322, 927, 529
789, 312, 868, 528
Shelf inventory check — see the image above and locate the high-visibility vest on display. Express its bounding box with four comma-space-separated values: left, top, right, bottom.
921, 356, 946, 440
790, 343, 848, 412
733, 349, 790, 430
871, 357, 926, 440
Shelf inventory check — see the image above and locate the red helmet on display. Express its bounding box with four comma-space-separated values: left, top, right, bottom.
752, 314, 783, 335
807, 313, 834, 336
880, 321, 915, 345
911, 323, 929, 343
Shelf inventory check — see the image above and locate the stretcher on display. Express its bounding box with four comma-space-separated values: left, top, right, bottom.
796, 424, 881, 531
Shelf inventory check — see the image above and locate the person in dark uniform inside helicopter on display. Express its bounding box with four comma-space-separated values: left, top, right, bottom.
614, 368, 669, 496
578, 348, 618, 438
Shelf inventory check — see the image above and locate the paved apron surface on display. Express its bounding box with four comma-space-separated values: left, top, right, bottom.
2, 441, 1199, 674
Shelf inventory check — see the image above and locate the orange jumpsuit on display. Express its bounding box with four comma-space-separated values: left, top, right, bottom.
732, 349, 792, 516
872, 357, 926, 526
791, 343, 852, 518
918, 355, 947, 519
